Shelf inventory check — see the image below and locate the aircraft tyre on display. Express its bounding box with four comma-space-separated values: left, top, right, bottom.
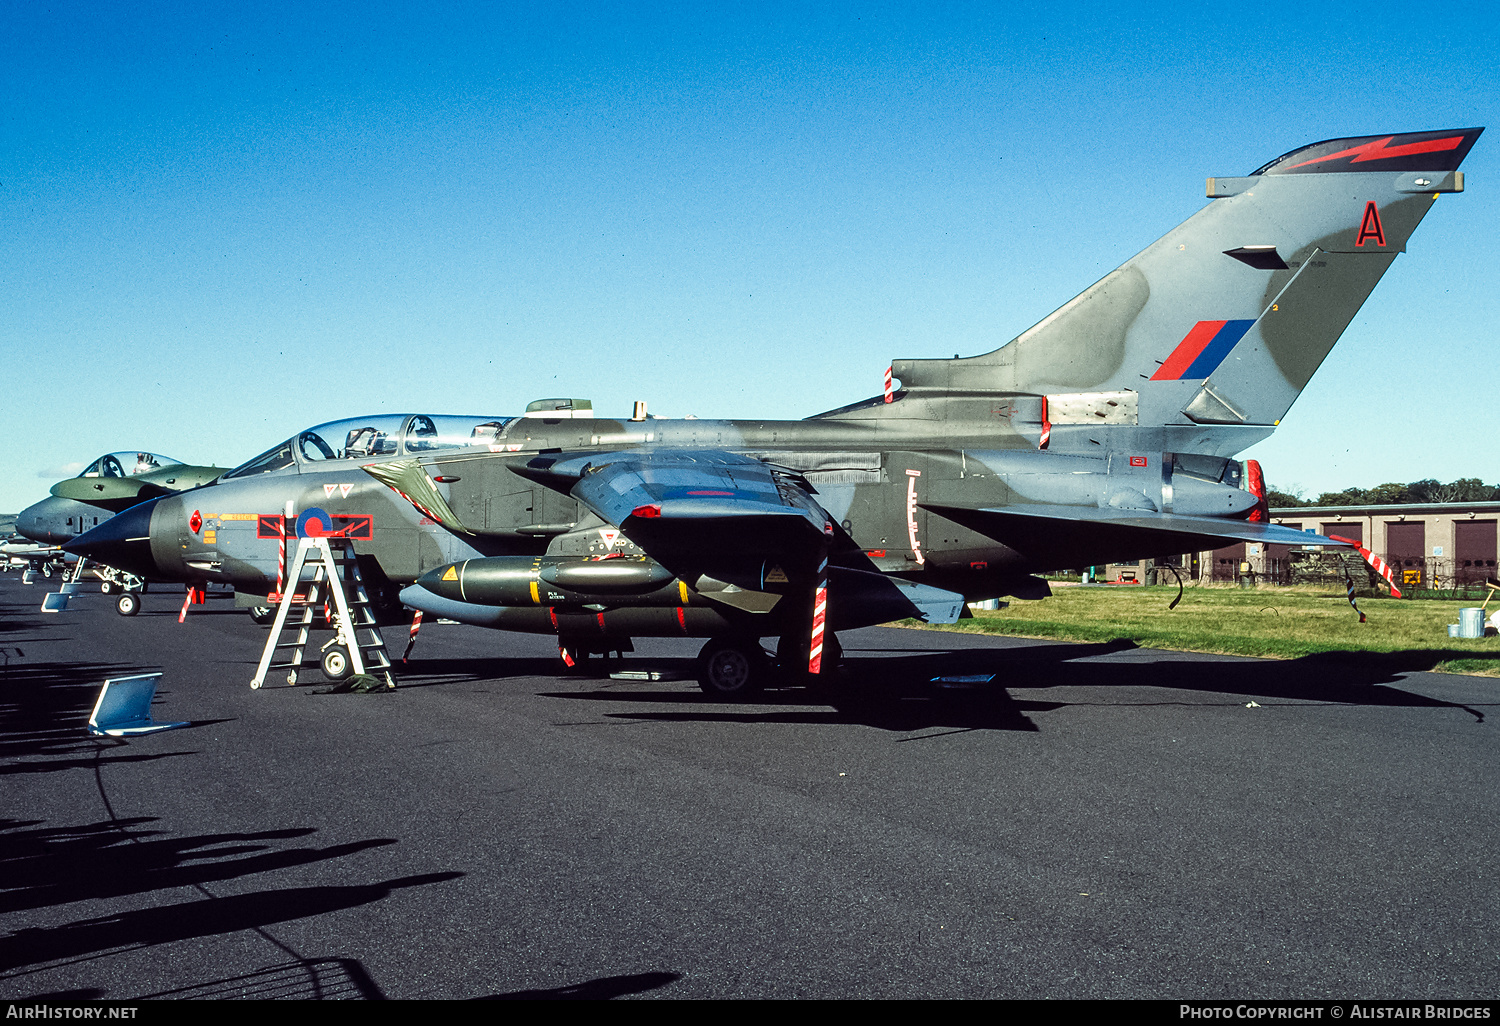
321, 646, 353, 681
116, 592, 141, 617
696, 637, 767, 699
100, 581, 116, 595
249, 605, 276, 626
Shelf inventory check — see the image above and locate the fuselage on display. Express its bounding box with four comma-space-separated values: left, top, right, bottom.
69, 405, 1258, 608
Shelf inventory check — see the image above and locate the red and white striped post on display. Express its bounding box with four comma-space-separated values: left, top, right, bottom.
808, 554, 829, 674
883, 366, 894, 404
276, 499, 293, 601
402, 610, 423, 662
1328, 535, 1404, 599
178, 586, 204, 624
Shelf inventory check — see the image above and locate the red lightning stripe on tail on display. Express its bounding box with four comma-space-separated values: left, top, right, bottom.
1328, 535, 1403, 599
1285, 135, 1465, 170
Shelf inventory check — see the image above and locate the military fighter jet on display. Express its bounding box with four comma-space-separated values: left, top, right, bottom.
1, 536, 72, 581
68, 128, 1481, 694
17, 451, 222, 603
18, 452, 222, 546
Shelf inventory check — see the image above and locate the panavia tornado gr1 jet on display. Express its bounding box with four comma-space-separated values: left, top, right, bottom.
67, 128, 1481, 695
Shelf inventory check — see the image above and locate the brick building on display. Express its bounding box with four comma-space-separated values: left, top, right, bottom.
1098, 501, 1500, 588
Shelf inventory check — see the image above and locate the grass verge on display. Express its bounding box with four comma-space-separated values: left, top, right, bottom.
907, 585, 1500, 677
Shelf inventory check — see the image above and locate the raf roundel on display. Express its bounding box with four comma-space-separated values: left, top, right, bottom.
294, 507, 337, 538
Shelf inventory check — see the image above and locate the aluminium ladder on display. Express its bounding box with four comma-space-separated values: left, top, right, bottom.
250, 536, 395, 689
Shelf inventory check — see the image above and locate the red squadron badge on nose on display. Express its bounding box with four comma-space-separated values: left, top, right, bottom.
189, 510, 202, 533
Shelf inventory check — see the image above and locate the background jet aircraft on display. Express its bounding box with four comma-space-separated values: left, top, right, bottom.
4, 503, 63, 579
17, 452, 222, 545
1, 537, 72, 580
68, 128, 1480, 694
16, 452, 222, 601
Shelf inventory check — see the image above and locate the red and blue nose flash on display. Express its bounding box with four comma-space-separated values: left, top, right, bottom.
1151, 320, 1255, 381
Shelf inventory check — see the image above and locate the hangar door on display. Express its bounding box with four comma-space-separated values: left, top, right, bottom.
1455, 520, 1497, 586
1266, 521, 1302, 584
1209, 541, 1245, 582
1320, 522, 1360, 546
1384, 521, 1425, 587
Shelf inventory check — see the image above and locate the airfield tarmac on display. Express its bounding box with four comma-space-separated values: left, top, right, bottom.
1, 572, 1497, 1001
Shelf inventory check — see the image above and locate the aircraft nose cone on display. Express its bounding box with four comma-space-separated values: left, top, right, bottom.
64, 498, 161, 578
14, 504, 49, 543
414, 564, 463, 601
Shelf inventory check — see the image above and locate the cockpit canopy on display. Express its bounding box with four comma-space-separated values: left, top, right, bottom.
222, 414, 516, 481
80, 452, 183, 479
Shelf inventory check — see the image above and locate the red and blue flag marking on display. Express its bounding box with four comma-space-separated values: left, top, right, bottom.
1151, 320, 1256, 381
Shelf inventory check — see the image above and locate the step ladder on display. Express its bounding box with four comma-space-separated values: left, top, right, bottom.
251, 536, 395, 690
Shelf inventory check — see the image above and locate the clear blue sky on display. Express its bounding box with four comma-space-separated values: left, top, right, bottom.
3, 2, 1496, 511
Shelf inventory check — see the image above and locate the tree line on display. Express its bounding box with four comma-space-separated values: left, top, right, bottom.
1267, 478, 1500, 508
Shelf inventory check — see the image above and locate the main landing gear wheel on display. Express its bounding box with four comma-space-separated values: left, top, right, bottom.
321, 645, 353, 681
696, 637, 768, 699
115, 592, 141, 617
249, 605, 276, 626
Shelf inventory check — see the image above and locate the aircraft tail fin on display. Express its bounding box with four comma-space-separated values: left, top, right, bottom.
884, 128, 1482, 455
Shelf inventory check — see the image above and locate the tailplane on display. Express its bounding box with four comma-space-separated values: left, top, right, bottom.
882, 128, 1482, 455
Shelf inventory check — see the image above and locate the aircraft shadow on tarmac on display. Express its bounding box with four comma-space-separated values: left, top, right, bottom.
0, 616, 51, 635
392, 656, 583, 688
0, 656, 233, 773
0, 863, 463, 977
0, 817, 400, 918
482, 971, 684, 1000
20, 955, 387, 1001
523, 639, 1491, 733
134, 957, 386, 1000
1000, 642, 1494, 721
0, 659, 174, 766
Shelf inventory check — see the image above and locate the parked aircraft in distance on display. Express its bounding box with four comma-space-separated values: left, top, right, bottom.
16, 452, 222, 602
